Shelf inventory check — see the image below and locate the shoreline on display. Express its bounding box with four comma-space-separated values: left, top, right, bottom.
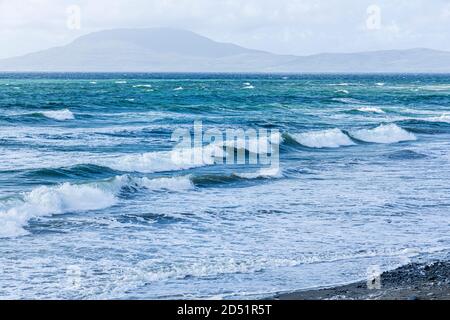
271, 261, 450, 300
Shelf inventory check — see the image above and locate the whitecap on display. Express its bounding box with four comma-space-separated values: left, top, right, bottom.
173, 86, 184, 91
100, 147, 221, 174
0, 175, 193, 238
291, 129, 355, 148
332, 97, 367, 105
133, 84, 152, 88
41, 109, 75, 121
0, 183, 117, 238
234, 167, 282, 179
221, 131, 283, 154
425, 113, 450, 123
355, 107, 385, 114
115, 80, 127, 84
350, 124, 416, 144
335, 89, 349, 94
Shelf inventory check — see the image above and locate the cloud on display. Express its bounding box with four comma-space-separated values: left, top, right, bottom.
0, 0, 449, 59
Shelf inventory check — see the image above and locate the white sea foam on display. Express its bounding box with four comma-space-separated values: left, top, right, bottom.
234, 167, 282, 179
174, 86, 184, 91
41, 109, 75, 121
103, 151, 196, 173
0, 175, 192, 238
419, 84, 450, 91
332, 97, 367, 105
115, 80, 127, 84
222, 131, 283, 153
291, 129, 355, 148
426, 114, 450, 123
117, 175, 193, 192
0, 183, 117, 238
101, 147, 222, 174
375, 82, 385, 86
335, 89, 349, 94
133, 84, 152, 88
243, 85, 255, 89
350, 124, 417, 144
356, 107, 385, 114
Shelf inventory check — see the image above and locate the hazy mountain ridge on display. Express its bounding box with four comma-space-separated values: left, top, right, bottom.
1, 28, 449, 73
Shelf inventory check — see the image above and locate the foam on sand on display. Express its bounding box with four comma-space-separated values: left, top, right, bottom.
350, 124, 417, 144
291, 129, 355, 148
41, 109, 75, 121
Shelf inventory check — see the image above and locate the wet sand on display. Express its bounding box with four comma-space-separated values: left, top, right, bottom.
272, 261, 450, 300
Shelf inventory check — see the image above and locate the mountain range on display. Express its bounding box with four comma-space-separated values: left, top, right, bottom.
1, 28, 449, 73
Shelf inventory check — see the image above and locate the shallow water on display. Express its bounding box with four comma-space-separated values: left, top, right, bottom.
0, 73, 449, 299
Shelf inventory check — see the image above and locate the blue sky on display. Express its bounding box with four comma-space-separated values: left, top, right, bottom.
0, 0, 449, 59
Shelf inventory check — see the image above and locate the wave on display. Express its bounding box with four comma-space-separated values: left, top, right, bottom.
173, 86, 184, 91
350, 124, 417, 144
0, 182, 116, 238
133, 84, 152, 88
222, 132, 283, 153
426, 114, 450, 124
191, 168, 282, 187
233, 167, 282, 179
332, 97, 368, 105
101, 134, 282, 174
41, 109, 74, 121
0, 175, 192, 238
418, 84, 450, 91
335, 89, 349, 94
385, 150, 427, 160
289, 129, 355, 148
21, 164, 119, 180
354, 107, 385, 114
100, 146, 224, 173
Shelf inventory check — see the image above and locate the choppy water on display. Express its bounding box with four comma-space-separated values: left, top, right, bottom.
0, 73, 449, 299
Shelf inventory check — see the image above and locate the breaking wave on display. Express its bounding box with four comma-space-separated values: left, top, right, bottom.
350, 124, 417, 144
289, 129, 355, 148
41, 109, 75, 121
0, 175, 192, 238
354, 107, 385, 114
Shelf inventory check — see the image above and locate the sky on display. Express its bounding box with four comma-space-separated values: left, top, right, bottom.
0, 0, 449, 59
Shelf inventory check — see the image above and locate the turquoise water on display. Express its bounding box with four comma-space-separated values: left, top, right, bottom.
0, 73, 449, 299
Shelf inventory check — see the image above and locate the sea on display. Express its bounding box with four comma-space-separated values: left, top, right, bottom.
0, 73, 449, 299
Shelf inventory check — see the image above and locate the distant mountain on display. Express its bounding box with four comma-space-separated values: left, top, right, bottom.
1, 28, 449, 73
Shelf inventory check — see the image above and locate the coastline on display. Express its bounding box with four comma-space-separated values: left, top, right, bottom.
272, 261, 450, 300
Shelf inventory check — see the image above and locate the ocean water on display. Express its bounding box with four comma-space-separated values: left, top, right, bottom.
0, 73, 449, 299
